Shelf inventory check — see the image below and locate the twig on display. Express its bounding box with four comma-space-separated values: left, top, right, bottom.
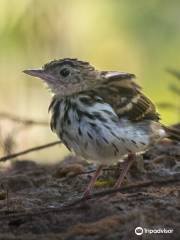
0, 141, 61, 162
79, 167, 117, 175
0, 112, 48, 126
0, 175, 179, 220
64, 174, 180, 208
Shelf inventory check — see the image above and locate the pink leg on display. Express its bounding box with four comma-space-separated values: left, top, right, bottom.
113, 153, 135, 189
83, 165, 104, 199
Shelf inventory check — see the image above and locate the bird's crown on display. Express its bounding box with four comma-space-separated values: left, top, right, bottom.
43, 58, 95, 71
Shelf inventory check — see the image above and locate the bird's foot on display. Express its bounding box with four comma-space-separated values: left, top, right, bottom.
82, 189, 92, 200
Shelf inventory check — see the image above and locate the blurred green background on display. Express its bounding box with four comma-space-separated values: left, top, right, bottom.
0, 0, 180, 162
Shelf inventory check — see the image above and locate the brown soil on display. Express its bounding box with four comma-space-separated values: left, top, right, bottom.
0, 135, 180, 239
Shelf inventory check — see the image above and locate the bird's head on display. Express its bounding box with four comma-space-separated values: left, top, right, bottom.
24, 58, 136, 97
23, 58, 100, 97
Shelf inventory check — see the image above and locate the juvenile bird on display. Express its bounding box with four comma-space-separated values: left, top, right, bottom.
24, 58, 180, 198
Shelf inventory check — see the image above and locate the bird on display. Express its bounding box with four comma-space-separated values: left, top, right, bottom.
23, 58, 180, 198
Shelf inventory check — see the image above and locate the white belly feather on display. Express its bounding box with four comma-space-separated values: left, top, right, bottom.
51, 96, 165, 165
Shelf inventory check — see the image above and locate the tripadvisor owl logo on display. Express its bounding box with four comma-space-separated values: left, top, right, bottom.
135, 227, 143, 235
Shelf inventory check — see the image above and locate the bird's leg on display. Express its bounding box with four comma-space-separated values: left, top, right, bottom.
136, 155, 145, 173
83, 165, 104, 199
113, 153, 136, 189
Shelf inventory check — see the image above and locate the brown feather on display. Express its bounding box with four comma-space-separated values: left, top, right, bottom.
92, 76, 160, 122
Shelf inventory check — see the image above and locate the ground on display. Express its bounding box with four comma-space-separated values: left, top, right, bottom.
0, 135, 180, 240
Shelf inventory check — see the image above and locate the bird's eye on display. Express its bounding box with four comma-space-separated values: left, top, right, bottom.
60, 68, 70, 77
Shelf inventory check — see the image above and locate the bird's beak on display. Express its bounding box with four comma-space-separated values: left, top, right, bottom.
23, 69, 56, 83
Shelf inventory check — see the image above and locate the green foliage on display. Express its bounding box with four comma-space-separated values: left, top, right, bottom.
0, 0, 180, 126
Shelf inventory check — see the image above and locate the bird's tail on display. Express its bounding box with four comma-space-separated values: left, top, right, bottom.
163, 125, 180, 142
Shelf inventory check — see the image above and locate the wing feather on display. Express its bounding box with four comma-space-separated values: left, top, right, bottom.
89, 73, 160, 122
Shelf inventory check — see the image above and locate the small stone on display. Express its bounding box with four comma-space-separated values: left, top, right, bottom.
53, 163, 84, 178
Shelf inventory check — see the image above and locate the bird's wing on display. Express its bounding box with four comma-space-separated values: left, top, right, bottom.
100, 71, 141, 90
101, 71, 136, 81
91, 72, 160, 121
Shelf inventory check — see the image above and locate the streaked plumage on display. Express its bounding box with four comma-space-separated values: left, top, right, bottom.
48, 93, 164, 165
23, 58, 180, 197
